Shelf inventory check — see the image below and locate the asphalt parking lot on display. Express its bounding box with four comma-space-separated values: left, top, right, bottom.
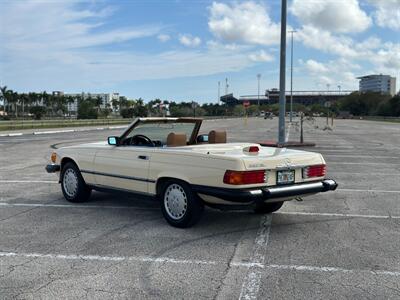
1, 117, 399, 299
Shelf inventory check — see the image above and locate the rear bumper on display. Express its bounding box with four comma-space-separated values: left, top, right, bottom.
45, 164, 60, 173
192, 179, 338, 204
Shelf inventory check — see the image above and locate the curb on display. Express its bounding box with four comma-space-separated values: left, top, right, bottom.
0, 125, 128, 137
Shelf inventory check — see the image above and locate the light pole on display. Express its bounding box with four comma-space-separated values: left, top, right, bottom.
278, 0, 287, 145
257, 74, 261, 111
289, 30, 297, 123
225, 78, 229, 95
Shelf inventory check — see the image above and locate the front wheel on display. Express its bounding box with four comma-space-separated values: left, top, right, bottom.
160, 180, 204, 228
61, 162, 91, 203
254, 201, 284, 214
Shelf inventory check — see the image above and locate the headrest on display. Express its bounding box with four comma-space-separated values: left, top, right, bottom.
167, 132, 187, 147
209, 130, 227, 143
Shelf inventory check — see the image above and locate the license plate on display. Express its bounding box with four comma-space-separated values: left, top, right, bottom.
277, 170, 295, 185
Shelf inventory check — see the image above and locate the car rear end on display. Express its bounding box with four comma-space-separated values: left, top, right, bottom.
192, 144, 337, 206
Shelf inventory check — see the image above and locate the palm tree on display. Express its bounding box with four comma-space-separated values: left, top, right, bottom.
0, 86, 12, 115
95, 95, 103, 114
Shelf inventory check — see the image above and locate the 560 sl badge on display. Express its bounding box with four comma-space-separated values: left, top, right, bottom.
248, 163, 266, 168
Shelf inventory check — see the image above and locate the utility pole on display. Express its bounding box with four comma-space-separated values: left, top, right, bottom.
289, 30, 296, 123
278, 0, 287, 145
257, 74, 261, 111
337, 85, 341, 93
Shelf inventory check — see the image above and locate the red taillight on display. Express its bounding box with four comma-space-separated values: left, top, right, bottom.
248, 146, 259, 153
302, 164, 326, 178
243, 146, 259, 153
223, 170, 266, 185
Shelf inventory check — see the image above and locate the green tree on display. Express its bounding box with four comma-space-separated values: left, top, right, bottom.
30, 106, 47, 120
77, 97, 97, 119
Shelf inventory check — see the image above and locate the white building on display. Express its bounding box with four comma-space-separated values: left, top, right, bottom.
60, 92, 120, 113
357, 74, 397, 96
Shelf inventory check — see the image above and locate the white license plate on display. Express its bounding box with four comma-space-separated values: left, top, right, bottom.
277, 170, 295, 185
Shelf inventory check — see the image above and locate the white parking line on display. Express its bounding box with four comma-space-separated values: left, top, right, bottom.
0, 202, 159, 210
285, 123, 291, 142
1, 251, 400, 277
239, 215, 272, 300
276, 211, 400, 219
2, 202, 400, 218
328, 172, 400, 176
0, 180, 58, 184
338, 188, 400, 194
330, 162, 400, 166
0, 251, 217, 266
323, 155, 399, 159
264, 264, 400, 277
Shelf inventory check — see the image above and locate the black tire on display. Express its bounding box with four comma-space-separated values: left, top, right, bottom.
160, 180, 204, 228
254, 201, 284, 214
61, 162, 91, 203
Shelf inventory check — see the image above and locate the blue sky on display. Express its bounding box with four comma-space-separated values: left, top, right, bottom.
0, 0, 399, 103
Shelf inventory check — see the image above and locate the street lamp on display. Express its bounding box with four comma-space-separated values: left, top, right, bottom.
257, 74, 261, 111
289, 30, 297, 123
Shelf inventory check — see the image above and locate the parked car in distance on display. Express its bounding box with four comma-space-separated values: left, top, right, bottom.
46, 117, 338, 228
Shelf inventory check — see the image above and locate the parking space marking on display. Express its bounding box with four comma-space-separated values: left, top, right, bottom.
0, 202, 159, 210
0, 180, 58, 184
330, 162, 400, 166
1, 251, 400, 278
285, 123, 292, 142
264, 264, 400, 277
0, 251, 217, 266
276, 211, 400, 220
338, 188, 400, 194
2, 202, 400, 220
323, 154, 399, 159
239, 215, 272, 300
328, 172, 400, 176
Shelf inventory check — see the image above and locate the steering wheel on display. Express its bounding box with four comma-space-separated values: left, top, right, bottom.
129, 134, 154, 147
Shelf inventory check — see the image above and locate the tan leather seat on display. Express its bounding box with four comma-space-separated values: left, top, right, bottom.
167, 132, 187, 147
208, 130, 227, 143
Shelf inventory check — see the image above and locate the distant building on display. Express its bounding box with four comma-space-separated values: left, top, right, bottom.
357, 74, 396, 96
54, 92, 120, 114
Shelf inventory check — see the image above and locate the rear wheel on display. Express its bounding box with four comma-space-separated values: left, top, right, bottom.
160, 180, 204, 228
254, 201, 284, 214
61, 162, 91, 203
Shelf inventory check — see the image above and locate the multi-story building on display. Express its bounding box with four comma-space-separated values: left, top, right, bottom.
59, 92, 120, 114
357, 74, 397, 96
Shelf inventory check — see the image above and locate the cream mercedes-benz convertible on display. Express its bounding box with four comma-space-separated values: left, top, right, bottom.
46, 117, 337, 227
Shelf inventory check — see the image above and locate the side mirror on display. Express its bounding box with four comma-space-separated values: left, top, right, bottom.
108, 136, 120, 146
196, 134, 209, 143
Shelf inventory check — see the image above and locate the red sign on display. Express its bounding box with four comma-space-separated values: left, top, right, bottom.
243, 101, 250, 108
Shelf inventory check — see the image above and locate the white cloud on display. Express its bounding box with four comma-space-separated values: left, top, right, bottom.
157, 34, 171, 42
248, 50, 274, 62
0, 1, 266, 92
304, 59, 329, 74
297, 26, 358, 57
0, 2, 160, 52
299, 58, 361, 89
208, 1, 280, 45
291, 0, 372, 33
179, 34, 201, 47
369, 0, 400, 31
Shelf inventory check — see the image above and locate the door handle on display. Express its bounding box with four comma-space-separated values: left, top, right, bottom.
138, 155, 149, 160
